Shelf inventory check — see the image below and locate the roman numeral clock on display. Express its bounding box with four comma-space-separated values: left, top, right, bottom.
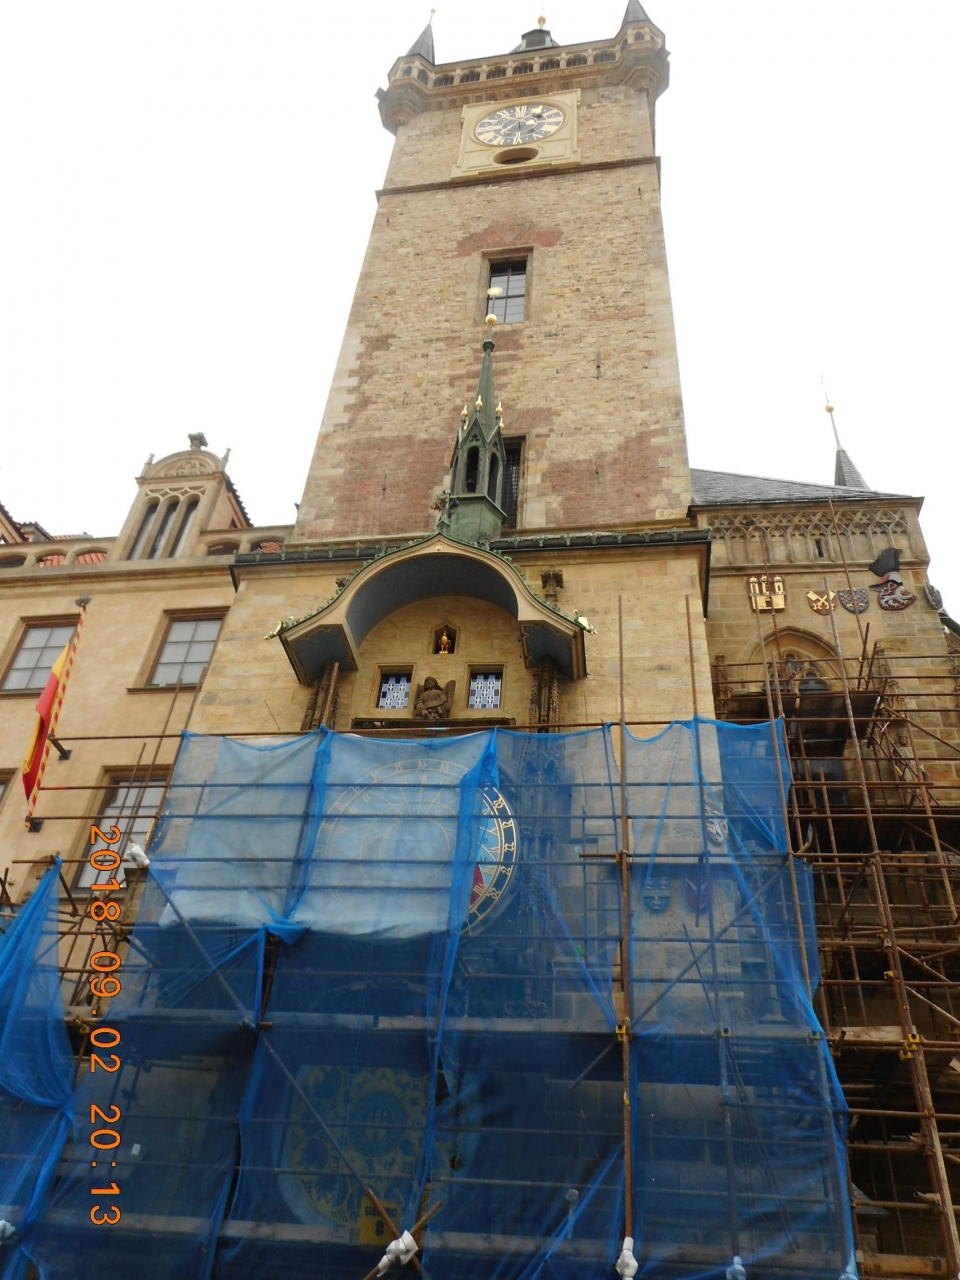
453, 89, 580, 176
474, 102, 565, 146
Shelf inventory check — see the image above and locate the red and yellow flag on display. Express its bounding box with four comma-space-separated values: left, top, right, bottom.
22, 606, 86, 813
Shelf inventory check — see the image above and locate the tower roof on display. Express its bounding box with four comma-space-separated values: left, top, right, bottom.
406, 16, 435, 64
511, 17, 559, 53
834, 447, 868, 490
825, 401, 869, 489
621, 0, 651, 25
471, 326, 500, 439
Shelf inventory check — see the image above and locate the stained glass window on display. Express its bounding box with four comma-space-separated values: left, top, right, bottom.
378, 673, 412, 709
468, 671, 502, 709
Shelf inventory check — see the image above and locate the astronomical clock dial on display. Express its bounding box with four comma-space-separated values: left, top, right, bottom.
475, 103, 564, 147
318, 756, 516, 930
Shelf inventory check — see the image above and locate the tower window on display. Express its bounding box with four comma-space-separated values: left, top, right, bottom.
434, 74, 454, 87
469, 671, 502, 710
486, 67, 506, 79
417, 69, 429, 85
378, 672, 412, 710
465, 446, 480, 493
488, 259, 527, 324
461, 70, 481, 83
168, 498, 200, 558
402, 66, 414, 77
501, 441, 523, 529
128, 501, 159, 560
146, 500, 179, 559
487, 453, 500, 501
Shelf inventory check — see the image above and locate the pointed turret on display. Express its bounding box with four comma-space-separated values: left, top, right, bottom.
621, 0, 651, 26
442, 320, 507, 544
406, 13, 435, 64
825, 400, 869, 489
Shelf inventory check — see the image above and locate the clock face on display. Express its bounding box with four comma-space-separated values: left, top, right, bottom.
312, 756, 517, 932
475, 103, 564, 147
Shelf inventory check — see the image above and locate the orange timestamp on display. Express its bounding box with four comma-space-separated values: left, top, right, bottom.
85, 823, 127, 1226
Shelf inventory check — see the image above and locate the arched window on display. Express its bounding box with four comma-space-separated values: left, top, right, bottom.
417, 68, 429, 85
541, 59, 560, 70
487, 453, 500, 501
486, 67, 506, 79
461, 69, 481, 83
513, 63, 533, 75
168, 497, 200, 558
595, 50, 616, 63
465, 447, 480, 493
567, 54, 588, 67
128, 502, 159, 560
146, 501, 179, 559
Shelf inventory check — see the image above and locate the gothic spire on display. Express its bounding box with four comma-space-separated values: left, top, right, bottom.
442, 320, 507, 544
406, 11, 435, 64
621, 0, 651, 25
825, 400, 869, 489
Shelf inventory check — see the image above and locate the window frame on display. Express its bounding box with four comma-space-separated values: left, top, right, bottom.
0, 616, 79, 696
73, 769, 170, 893
146, 611, 225, 689
376, 669, 414, 711
486, 256, 529, 326
501, 436, 525, 530
467, 668, 504, 710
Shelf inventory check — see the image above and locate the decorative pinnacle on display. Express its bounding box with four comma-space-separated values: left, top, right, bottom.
475, 395, 483, 410
461, 404, 468, 421
538, 14, 546, 28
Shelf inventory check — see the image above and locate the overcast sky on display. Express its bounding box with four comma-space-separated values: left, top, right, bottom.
2, 2, 958, 608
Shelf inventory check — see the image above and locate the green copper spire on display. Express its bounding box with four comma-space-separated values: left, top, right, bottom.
441, 320, 508, 544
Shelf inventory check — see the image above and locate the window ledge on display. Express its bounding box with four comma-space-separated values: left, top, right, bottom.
126, 684, 199, 693
0, 688, 43, 698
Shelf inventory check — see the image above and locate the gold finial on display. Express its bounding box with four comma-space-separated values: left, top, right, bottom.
438, 629, 451, 655
824, 403, 834, 414
538, 14, 546, 27
485, 313, 498, 327
495, 400, 503, 417
461, 404, 468, 420
475, 394, 483, 410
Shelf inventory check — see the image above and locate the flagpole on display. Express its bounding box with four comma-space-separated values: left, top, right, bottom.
24, 596, 90, 827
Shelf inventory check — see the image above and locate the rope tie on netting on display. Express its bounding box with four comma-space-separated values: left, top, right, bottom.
376, 1230, 418, 1275
614, 1236, 638, 1279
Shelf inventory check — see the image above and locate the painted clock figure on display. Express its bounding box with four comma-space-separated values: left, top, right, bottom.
475, 103, 564, 146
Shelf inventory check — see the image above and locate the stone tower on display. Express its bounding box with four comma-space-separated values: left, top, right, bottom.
292, 4, 690, 544
195, 3, 714, 738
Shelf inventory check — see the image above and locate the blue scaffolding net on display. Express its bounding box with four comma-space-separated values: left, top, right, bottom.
2, 721, 855, 1280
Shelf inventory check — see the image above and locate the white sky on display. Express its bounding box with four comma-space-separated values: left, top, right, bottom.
1, 2, 958, 607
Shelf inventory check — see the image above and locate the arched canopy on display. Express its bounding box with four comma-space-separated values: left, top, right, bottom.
278, 536, 587, 684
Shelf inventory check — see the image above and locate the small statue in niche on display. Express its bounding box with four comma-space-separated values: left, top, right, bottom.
414, 677, 455, 719
438, 630, 451, 655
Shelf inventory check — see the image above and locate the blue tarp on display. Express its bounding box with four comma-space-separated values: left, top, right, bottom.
6, 722, 854, 1280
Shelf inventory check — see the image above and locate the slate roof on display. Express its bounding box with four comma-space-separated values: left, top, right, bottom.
834, 447, 868, 489
406, 20, 435, 63
690, 468, 915, 507
622, 1, 651, 24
